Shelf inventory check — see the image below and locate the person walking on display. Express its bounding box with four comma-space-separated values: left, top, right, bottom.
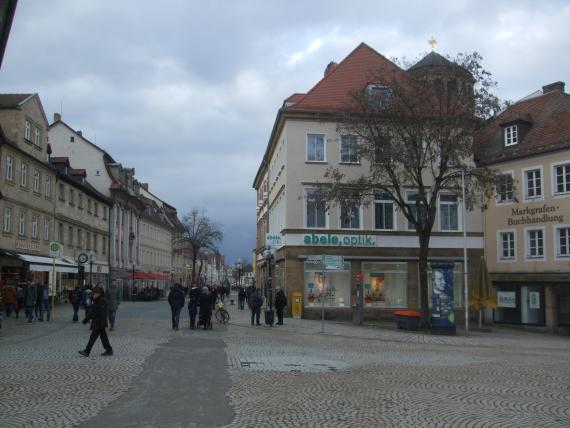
248, 286, 262, 326
187, 282, 201, 329
81, 285, 93, 323
238, 287, 246, 310
38, 284, 51, 322
274, 287, 287, 325
79, 285, 113, 357
15, 283, 24, 319
23, 282, 37, 323
168, 283, 185, 330
69, 286, 81, 323
3, 284, 17, 318
198, 286, 212, 329
106, 280, 121, 331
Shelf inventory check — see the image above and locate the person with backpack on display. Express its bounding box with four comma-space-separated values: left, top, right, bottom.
248, 286, 262, 326
187, 282, 201, 329
167, 283, 185, 330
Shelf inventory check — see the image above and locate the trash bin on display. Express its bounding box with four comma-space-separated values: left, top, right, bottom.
394, 310, 422, 331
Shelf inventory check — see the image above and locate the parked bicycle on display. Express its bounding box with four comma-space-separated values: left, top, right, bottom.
215, 301, 230, 324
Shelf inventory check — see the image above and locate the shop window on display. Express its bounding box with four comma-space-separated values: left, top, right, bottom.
304, 261, 351, 308
494, 285, 545, 326
362, 262, 407, 308
427, 264, 464, 308
558, 295, 570, 326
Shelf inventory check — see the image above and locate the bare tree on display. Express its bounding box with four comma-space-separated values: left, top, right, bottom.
320, 52, 503, 325
176, 208, 223, 285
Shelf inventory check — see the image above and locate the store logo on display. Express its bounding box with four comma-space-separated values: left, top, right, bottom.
303, 233, 376, 247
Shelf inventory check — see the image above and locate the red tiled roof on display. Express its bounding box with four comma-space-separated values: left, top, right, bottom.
286, 42, 404, 111
476, 90, 570, 164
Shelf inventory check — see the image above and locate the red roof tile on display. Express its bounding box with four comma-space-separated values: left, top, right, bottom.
287, 42, 404, 111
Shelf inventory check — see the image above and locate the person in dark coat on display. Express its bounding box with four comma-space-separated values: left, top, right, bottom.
168, 283, 185, 330
23, 282, 37, 323
69, 286, 81, 323
248, 286, 262, 326
198, 287, 212, 328
187, 282, 201, 329
15, 284, 24, 319
106, 280, 121, 331
79, 286, 113, 357
237, 287, 246, 310
274, 287, 287, 325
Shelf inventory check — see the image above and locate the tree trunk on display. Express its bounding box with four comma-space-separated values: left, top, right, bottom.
191, 254, 198, 284
418, 232, 431, 327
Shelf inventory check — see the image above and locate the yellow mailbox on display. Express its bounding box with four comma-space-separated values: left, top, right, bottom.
292, 291, 303, 318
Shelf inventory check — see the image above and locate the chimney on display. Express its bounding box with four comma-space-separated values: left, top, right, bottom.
542, 81, 565, 94
54, 113, 61, 122
324, 61, 337, 77
77, 130, 82, 136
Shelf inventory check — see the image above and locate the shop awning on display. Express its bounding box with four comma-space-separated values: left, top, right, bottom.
133, 272, 170, 280
17, 254, 78, 274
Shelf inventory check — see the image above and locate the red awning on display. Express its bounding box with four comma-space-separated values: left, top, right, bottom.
133, 272, 170, 280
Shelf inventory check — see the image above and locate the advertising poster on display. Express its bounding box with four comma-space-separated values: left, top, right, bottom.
497, 291, 516, 308
430, 262, 456, 334
365, 272, 385, 304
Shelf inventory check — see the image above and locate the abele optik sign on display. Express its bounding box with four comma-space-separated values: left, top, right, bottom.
303, 233, 376, 247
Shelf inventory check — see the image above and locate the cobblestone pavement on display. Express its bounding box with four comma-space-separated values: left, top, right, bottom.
1, 297, 569, 427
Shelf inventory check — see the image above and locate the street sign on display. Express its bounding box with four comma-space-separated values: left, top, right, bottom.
323, 255, 344, 270
77, 253, 88, 264
49, 241, 61, 258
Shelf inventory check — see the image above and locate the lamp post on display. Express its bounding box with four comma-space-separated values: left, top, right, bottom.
236, 258, 242, 289
132, 263, 136, 301
89, 250, 94, 285
263, 246, 274, 326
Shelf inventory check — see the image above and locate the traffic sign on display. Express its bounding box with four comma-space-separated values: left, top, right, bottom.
49, 241, 61, 258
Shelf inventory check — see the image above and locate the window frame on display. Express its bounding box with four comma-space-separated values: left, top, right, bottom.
496, 170, 515, 205
3, 207, 12, 233
504, 125, 518, 146
33, 169, 41, 193
525, 227, 546, 260
374, 191, 396, 231
31, 215, 38, 239
551, 161, 570, 197
554, 224, 570, 260
5, 154, 13, 181
497, 229, 516, 261
438, 193, 461, 232
522, 165, 543, 202
339, 135, 359, 164
20, 162, 28, 187
18, 211, 26, 236
304, 187, 328, 229
306, 133, 326, 162
339, 200, 362, 230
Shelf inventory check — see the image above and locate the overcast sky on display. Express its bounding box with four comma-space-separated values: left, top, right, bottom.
2, 1, 569, 263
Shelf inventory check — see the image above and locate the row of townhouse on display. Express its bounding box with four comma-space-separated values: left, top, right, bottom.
0, 93, 188, 298
253, 42, 570, 334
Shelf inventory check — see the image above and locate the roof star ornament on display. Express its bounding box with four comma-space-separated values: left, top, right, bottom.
428, 35, 437, 50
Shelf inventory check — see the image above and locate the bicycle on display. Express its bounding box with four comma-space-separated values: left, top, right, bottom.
215, 301, 230, 324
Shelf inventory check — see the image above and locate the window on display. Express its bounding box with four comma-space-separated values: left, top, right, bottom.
18, 212, 25, 236
87, 199, 92, 213
406, 191, 426, 230
20, 162, 28, 187
102, 236, 107, 254
86, 232, 91, 251
374, 191, 395, 230
32, 215, 38, 239
3, 207, 11, 232
504, 125, 518, 146
526, 229, 544, 259
496, 173, 514, 203
304, 261, 351, 308
340, 197, 360, 229
362, 262, 407, 308
94, 202, 98, 217
34, 128, 40, 146
58, 223, 64, 242
5, 155, 13, 180
43, 218, 49, 240
33, 169, 41, 193
68, 226, 74, 247
524, 168, 542, 200
340, 135, 358, 163
554, 163, 570, 195
69, 189, 75, 205
77, 229, 82, 249
45, 175, 51, 197
93, 233, 98, 253
305, 188, 327, 228
556, 226, 570, 258
24, 120, 31, 140
499, 231, 515, 260
439, 194, 459, 231
103, 206, 108, 220
78, 194, 83, 209
59, 183, 65, 201
307, 134, 325, 162
367, 84, 392, 109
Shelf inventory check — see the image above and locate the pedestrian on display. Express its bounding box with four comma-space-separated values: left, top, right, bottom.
218, 285, 225, 303
15, 283, 24, 319
3, 284, 17, 318
23, 282, 37, 323
248, 286, 262, 326
34, 283, 42, 319
69, 286, 81, 323
39, 283, 51, 322
245, 285, 253, 310
79, 285, 113, 357
187, 282, 201, 329
81, 285, 93, 323
238, 287, 246, 310
168, 283, 185, 330
106, 280, 121, 331
198, 286, 212, 329
274, 287, 287, 325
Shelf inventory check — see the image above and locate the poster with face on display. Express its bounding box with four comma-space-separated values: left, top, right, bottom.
430, 262, 455, 332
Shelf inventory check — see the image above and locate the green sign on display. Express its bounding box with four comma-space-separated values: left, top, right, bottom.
49, 241, 61, 258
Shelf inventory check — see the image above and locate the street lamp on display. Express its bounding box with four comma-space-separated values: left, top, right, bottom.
132, 263, 136, 300
89, 250, 94, 285
263, 246, 275, 326
235, 258, 242, 289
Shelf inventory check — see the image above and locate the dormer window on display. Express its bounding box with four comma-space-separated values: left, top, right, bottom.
504, 125, 518, 146
366, 84, 392, 109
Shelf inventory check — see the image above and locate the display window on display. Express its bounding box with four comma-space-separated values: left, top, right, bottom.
361, 262, 407, 308
304, 261, 351, 308
427, 264, 464, 307
493, 284, 545, 326
558, 295, 570, 326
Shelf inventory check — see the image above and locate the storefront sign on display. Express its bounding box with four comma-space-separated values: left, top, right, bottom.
430, 262, 455, 334
266, 233, 284, 249
507, 205, 563, 226
497, 291, 516, 308
323, 255, 344, 270
303, 233, 376, 247
15, 240, 41, 252
529, 291, 540, 309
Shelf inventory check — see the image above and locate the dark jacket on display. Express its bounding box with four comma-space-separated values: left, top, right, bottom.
87, 295, 108, 330
24, 284, 37, 307
199, 291, 212, 318
275, 290, 287, 310
69, 288, 81, 305
168, 286, 185, 310
238, 288, 246, 301
248, 290, 262, 309
106, 285, 121, 311
188, 285, 201, 307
